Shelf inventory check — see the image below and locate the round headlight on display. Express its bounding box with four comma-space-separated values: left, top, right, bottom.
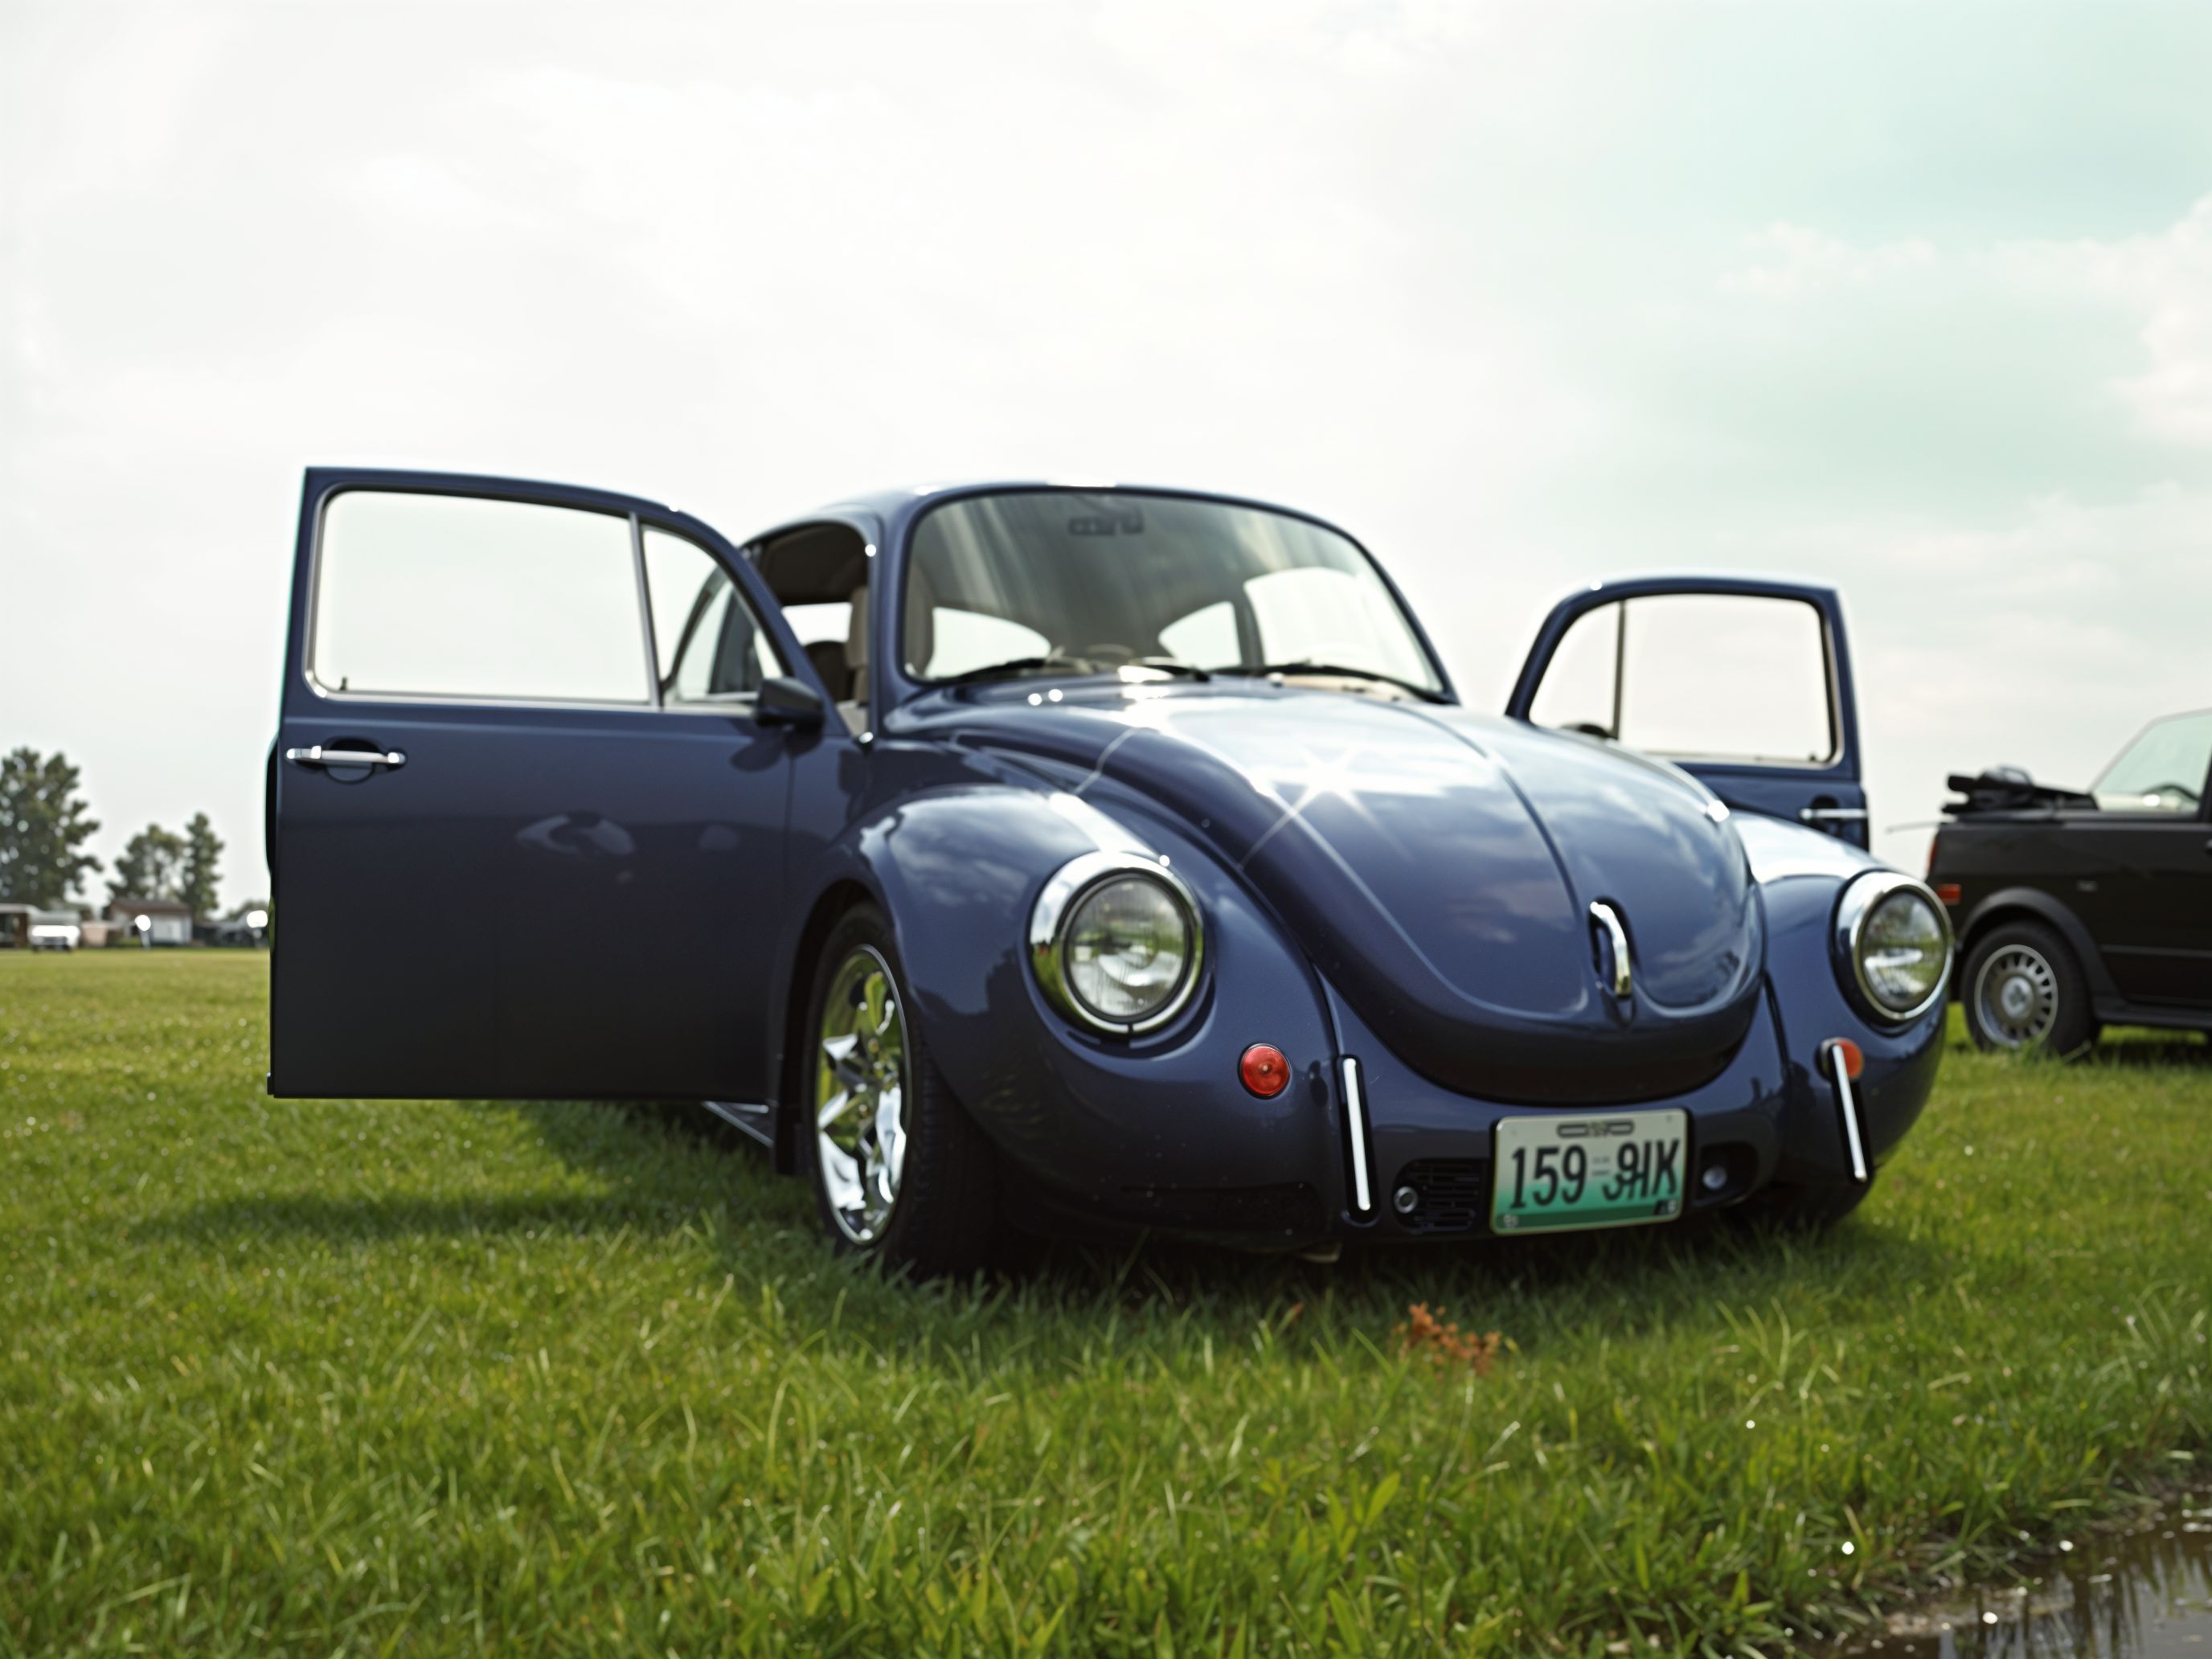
1030, 853, 1202, 1033
1837, 873, 1952, 1022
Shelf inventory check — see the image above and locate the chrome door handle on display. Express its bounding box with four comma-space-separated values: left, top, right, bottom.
1799, 807, 1870, 822
285, 745, 406, 771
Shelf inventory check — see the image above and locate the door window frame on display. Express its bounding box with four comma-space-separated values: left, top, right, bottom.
1507, 576, 1862, 788
1525, 592, 1845, 771
297, 476, 800, 718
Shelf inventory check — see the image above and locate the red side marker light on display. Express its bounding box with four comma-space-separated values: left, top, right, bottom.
1826, 1038, 1865, 1081
1934, 883, 1962, 906
1239, 1043, 1290, 1098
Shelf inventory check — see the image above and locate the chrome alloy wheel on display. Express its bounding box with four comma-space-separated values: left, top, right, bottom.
1973, 943, 2059, 1048
814, 945, 910, 1243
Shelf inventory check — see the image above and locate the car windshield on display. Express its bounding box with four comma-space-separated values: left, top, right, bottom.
2091, 708, 2212, 813
901, 490, 1442, 695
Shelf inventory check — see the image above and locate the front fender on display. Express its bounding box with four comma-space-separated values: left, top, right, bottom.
1758, 870, 1946, 1185
772, 781, 1346, 1223
767, 783, 1090, 1133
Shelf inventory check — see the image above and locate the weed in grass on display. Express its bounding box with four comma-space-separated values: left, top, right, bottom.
0, 952, 2206, 1656
1395, 1305, 1503, 1375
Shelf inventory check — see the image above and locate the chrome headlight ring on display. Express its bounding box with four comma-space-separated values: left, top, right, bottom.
1832, 870, 1954, 1026
1029, 850, 1205, 1036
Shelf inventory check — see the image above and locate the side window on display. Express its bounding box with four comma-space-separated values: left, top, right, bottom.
313, 491, 648, 703
1530, 594, 1837, 766
642, 529, 779, 704
782, 602, 853, 656
2092, 710, 2212, 813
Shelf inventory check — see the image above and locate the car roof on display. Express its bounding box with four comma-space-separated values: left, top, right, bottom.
752, 480, 1363, 547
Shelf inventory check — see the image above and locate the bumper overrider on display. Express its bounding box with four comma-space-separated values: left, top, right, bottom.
968, 840, 1949, 1251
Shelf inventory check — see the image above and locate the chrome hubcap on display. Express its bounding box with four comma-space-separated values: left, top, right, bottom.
1974, 944, 2058, 1047
814, 946, 909, 1243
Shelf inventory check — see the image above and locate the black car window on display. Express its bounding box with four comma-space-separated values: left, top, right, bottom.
2092, 709, 2212, 813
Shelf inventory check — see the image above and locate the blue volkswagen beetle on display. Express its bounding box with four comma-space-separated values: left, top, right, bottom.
268, 470, 1952, 1273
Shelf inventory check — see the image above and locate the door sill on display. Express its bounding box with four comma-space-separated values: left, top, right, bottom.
2090, 998, 2212, 1034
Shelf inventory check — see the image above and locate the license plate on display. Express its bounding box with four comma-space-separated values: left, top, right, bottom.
1492, 1110, 1687, 1234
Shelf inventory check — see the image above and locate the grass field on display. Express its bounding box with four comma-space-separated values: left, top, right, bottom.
2, 952, 2206, 1657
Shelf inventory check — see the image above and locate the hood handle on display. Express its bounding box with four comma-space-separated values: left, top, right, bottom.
1589, 902, 1632, 998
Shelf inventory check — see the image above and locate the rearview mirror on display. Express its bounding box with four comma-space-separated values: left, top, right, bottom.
756, 675, 826, 729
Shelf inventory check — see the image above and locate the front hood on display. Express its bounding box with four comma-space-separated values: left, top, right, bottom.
930, 686, 1763, 1104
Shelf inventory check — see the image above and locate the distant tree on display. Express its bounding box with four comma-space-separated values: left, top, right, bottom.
111, 824, 187, 903
0, 748, 102, 906
181, 813, 223, 920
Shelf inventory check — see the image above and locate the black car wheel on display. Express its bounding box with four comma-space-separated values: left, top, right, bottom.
799, 904, 998, 1277
1961, 920, 2096, 1056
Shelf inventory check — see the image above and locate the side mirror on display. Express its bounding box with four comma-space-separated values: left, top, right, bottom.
756, 674, 827, 730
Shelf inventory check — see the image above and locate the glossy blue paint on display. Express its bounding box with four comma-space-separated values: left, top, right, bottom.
271, 471, 1940, 1247
270, 469, 852, 1100
1505, 574, 1870, 850
892, 685, 1763, 1105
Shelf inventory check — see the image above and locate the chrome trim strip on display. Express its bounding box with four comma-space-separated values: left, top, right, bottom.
1027, 850, 1204, 1035
1800, 806, 1871, 822
1833, 870, 1955, 1025
1589, 900, 1632, 998
1340, 1055, 1373, 1215
702, 1100, 775, 1149
1826, 1045, 1870, 1183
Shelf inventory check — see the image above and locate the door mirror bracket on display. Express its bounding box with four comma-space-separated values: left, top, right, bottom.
756, 675, 827, 730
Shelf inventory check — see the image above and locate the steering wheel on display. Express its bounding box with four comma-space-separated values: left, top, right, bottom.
1073, 642, 1137, 666
2139, 780, 2202, 806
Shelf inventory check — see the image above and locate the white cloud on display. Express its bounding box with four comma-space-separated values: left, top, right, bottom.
1720, 223, 1939, 297
1717, 196, 2212, 453
2012, 195, 2212, 449
2, 0, 2209, 910
1772, 485, 2212, 867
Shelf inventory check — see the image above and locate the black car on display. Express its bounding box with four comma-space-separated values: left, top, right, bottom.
1930, 709, 2212, 1053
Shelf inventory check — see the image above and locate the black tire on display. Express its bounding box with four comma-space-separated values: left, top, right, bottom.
797, 905, 998, 1278
1960, 920, 2096, 1057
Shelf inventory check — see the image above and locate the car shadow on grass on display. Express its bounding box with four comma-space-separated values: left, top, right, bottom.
525, 1100, 1952, 1343
142, 1095, 1948, 1358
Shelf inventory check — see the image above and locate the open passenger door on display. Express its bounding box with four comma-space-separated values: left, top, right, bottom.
1505, 576, 1868, 848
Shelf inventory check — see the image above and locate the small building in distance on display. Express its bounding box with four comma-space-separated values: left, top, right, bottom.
104, 897, 196, 946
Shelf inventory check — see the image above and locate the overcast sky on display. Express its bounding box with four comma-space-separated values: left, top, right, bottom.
5, 0, 2210, 910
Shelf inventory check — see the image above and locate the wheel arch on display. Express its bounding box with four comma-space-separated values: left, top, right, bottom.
767, 784, 1116, 1175
772, 878, 877, 1174
1954, 887, 2117, 1002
